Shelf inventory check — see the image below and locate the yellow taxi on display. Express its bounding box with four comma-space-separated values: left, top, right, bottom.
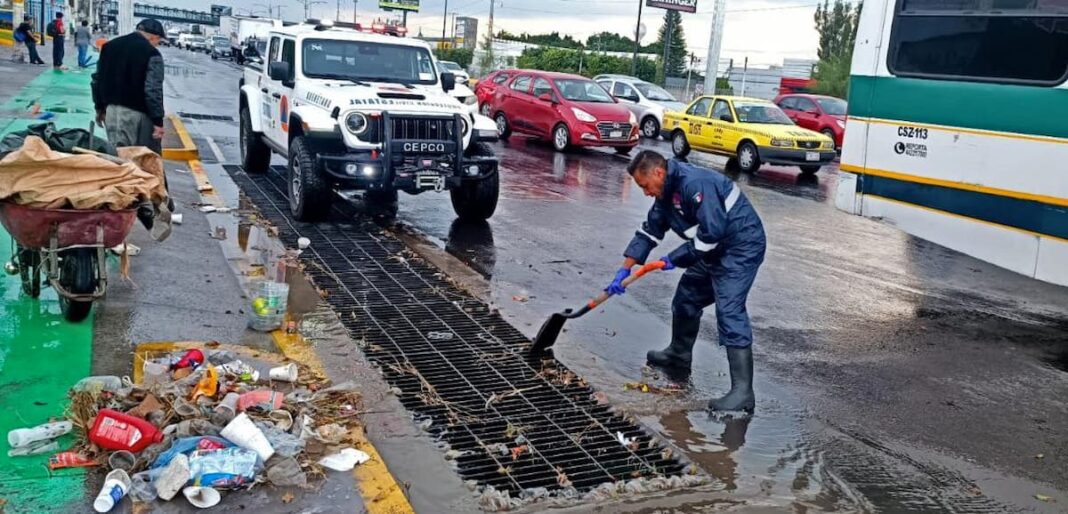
662, 95, 836, 174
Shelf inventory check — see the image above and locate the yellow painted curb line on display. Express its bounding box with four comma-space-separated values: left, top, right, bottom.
271, 331, 414, 514
162, 114, 199, 161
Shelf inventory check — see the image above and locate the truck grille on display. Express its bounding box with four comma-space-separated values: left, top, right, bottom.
797, 140, 821, 149
596, 122, 632, 140
392, 116, 457, 141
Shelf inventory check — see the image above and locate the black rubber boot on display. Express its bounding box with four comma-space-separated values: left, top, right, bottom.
708, 346, 755, 413
647, 315, 701, 369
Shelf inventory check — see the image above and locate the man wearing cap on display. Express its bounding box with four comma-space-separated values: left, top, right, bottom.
91, 19, 167, 154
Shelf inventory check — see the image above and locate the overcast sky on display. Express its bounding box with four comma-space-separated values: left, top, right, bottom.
175, 0, 827, 66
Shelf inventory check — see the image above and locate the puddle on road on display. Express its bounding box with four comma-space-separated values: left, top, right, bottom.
643, 407, 854, 512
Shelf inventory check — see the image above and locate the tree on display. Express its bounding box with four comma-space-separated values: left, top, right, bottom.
586, 32, 657, 53
812, 1, 862, 98
477, 30, 496, 73
653, 10, 688, 82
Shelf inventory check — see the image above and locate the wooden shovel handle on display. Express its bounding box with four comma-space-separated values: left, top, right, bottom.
587, 261, 666, 309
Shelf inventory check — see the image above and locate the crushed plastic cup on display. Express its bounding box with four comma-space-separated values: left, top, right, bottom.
211, 393, 240, 426
182, 486, 221, 508
220, 413, 275, 461
297, 237, 311, 249
108, 450, 137, 472
171, 213, 183, 225
73, 376, 124, 394
93, 468, 131, 512
268, 363, 298, 382
237, 390, 284, 412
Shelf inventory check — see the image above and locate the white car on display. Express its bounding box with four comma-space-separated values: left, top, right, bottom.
238, 20, 501, 221
438, 60, 470, 84
594, 74, 687, 139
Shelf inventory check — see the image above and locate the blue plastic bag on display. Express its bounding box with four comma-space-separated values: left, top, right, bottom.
188, 447, 262, 489
151, 436, 233, 469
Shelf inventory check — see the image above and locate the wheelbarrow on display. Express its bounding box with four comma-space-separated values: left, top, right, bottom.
0, 202, 137, 322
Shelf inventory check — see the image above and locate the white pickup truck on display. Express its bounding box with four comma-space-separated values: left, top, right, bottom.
238, 21, 501, 221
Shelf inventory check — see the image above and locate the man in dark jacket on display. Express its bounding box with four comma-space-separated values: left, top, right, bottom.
92, 18, 166, 154
15, 16, 46, 65
607, 151, 767, 413
49, 12, 66, 69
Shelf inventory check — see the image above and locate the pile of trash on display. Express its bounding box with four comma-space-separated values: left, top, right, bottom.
8, 345, 369, 512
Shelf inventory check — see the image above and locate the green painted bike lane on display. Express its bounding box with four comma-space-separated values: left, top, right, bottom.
0, 68, 100, 513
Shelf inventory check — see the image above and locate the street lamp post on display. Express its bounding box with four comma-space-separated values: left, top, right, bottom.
441, 0, 449, 47
630, 0, 644, 75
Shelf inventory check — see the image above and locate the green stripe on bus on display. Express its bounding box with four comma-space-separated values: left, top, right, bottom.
848, 75, 1068, 140
857, 173, 1068, 240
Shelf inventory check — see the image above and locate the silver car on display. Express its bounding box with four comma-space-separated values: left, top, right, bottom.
594, 74, 687, 139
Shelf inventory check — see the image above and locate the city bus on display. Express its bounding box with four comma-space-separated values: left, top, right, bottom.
837, 0, 1068, 286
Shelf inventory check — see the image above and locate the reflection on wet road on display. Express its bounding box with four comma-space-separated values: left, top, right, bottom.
162, 46, 1068, 512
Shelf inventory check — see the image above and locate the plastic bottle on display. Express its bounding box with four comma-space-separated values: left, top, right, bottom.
73, 376, 124, 394
88, 409, 164, 452
93, 468, 132, 512
8, 420, 73, 448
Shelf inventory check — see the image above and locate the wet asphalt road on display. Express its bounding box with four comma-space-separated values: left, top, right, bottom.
162, 47, 1068, 512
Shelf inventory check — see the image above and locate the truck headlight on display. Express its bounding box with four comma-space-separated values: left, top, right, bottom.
345, 112, 368, 135
460, 116, 470, 136
770, 138, 793, 147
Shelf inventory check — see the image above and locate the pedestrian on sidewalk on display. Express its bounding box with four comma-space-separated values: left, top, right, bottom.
91, 18, 167, 154
607, 151, 766, 413
15, 16, 46, 65
47, 12, 66, 69
75, 20, 93, 68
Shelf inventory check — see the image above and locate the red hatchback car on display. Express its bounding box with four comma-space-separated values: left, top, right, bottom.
475, 69, 519, 118
773, 94, 847, 150
491, 71, 639, 153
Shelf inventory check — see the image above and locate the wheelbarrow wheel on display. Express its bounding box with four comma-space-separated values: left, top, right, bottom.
58, 248, 97, 322
17, 248, 41, 298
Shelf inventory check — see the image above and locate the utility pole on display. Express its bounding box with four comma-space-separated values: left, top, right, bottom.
450, 12, 457, 47
630, 0, 643, 75
487, 0, 496, 66
703, 0, 727, 94
336, 0, 341, 19
354, 0, 359, 25
661, 17, 673, 85
685, 52, 694, 98
441, 0, 449, 47
740, 56, 748, 96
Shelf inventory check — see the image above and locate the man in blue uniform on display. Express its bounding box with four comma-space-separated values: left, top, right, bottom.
607, 151, 766, 412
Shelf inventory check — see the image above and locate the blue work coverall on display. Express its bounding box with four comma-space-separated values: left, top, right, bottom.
624, 159, 766, 347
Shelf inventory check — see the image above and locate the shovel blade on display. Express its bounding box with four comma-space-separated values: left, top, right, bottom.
529, 312, 568, 357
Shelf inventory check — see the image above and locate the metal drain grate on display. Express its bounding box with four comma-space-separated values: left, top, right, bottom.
177, 112, 235, 122
224, 165, 686, 496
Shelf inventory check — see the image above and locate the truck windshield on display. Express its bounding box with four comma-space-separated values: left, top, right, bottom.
302, 39, 437, 85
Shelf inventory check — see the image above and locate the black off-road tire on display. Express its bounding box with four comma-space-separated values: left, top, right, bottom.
451, 143, 500, 220
800, 164, 822, 174
58, 248, 96, 322
240, 106, 271, 174
288, 137, 333, 221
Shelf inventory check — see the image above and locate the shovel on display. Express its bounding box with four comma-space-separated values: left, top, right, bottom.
529, 261, 666, 358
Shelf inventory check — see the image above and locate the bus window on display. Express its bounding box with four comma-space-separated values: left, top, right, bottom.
888, 0, 1068, 84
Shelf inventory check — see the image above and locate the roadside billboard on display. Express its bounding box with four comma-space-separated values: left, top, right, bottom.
379, 0, 419, 12
646, 0, 697, 13
211, 5, 233, 17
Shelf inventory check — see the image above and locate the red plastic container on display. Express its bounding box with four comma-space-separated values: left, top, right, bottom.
88, 409, 164, 452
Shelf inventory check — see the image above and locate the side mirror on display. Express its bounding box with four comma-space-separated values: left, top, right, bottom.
441, 72, 456, 93
268, 61, 290, 81
538, 92, 555, 103
719, 114, 734, 123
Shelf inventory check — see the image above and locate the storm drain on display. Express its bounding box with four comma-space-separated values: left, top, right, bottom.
176, 112, 235, 122
224, 165, 688, 496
